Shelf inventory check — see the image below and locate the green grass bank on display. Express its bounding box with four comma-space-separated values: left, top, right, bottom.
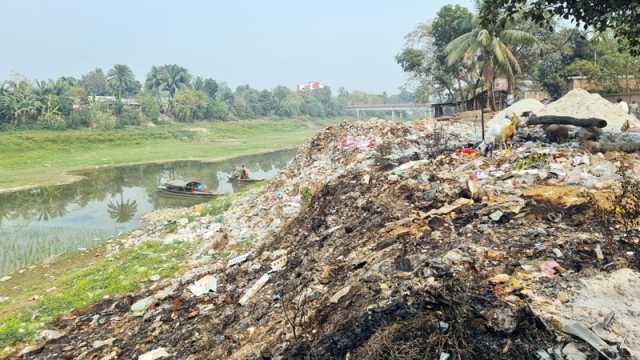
0, 117, 343, 192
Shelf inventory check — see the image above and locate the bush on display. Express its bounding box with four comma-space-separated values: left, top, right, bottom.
206, 99, 230, 120
171, 89, 208, 122
118, 108, 145, 127
138, 93, 161, 123
67, 108, 92, 128
40, 113, 66, 129
90, 110, 116, 130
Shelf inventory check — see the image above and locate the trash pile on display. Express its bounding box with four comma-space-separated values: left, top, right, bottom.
209, 120, 474, 250
9, 116, 640, 360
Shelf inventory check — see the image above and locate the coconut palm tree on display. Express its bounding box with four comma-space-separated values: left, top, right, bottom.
446, 25, 536, 110
145, 66, 164, 92
107, 64, 138, 99
160, 64, 191, 98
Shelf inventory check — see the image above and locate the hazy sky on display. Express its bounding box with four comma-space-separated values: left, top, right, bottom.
0, 0, 474, 94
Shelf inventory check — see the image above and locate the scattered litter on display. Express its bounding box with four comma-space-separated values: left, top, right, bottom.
18, 116, 640, 359
329, 286, 352, 304
37, 330, 65, 341
239, 273, 270, 306
228, 252, 252, 268
130, 297, 155, 317
188, 275, 218, 296
534, 349, 552, 360
562, 343, 588, 360
562, 321, 619, 359
540, 260, 562, 277
489, 210, 504, 222
92, 338, 115, 349
595, 245, 604, 261
552, 248, 564, 258
138, 347, 171, 360
270, 256, 288, 272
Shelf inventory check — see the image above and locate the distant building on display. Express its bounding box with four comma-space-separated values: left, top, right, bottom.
92, 96, 141, 107
517, 79, 549, 102
568, 75, 640, 103
297, 81, 323, 91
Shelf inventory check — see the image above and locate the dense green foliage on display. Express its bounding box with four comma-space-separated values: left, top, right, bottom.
0, 65, 383, 130
481, 0, 640, 55
398, 3, 640, 104
397, 4, 536, 107
445, 20, 536, 109
397, 6, 475, 104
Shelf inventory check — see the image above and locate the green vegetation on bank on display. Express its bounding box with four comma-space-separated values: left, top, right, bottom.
0, 241, 190, 352
0, 185, 263, 354
0, 118, 340, 191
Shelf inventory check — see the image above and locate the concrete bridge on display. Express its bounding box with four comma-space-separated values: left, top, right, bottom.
344, 103, 431, 120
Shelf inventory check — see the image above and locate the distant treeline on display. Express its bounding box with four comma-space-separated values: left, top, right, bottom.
0, 64, 415, 130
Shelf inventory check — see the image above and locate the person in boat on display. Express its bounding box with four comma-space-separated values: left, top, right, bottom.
239, 164, 251, 180
193, 182, 208, 193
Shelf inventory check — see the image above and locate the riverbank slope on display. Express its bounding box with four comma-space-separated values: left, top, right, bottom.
7, 119, 639, 359
0, 118, 342, 192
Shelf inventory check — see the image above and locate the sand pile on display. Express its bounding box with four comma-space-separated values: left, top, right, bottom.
537, 89, 640, 132
488, 98, 545, 125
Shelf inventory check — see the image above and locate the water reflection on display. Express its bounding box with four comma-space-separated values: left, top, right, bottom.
0, 150, 294, 275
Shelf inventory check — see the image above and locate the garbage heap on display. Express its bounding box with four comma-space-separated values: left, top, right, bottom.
14, 119, 640, 360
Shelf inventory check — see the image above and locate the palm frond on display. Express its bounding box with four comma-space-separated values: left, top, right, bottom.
445, 32, 476, 65
502, 44, 522, 75
492, 40, 509, 68
500, 30, 537, 46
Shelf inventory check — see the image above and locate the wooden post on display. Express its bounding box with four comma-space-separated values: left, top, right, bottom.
481, 107, 485, 141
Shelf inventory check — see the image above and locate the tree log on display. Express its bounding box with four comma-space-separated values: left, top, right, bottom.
526, 115, 607, 129
585, 141, 640, 153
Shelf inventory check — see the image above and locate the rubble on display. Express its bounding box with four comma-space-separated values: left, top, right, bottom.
9, 119, 640, 359
538, 269, 640, 358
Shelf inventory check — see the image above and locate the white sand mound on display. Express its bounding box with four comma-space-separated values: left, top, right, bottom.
536, 89, 640, 132
489, 98, 545, 125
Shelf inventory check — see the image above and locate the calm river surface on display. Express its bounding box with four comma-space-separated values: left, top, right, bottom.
0, 150, 294, 275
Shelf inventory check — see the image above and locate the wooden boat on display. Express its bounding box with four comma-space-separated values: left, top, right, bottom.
157, 180, 220, 198
228, 176, 265, 184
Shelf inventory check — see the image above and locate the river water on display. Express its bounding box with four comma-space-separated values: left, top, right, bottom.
0, 150, 294, 275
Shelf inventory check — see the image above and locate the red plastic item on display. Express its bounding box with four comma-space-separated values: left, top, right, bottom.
459, 148, 476, 156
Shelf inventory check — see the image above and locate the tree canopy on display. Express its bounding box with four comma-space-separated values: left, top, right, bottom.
481, 0, 640, 54
107, 64, 140, 99
1, 64, 400, 130
397, 3, 536, 108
